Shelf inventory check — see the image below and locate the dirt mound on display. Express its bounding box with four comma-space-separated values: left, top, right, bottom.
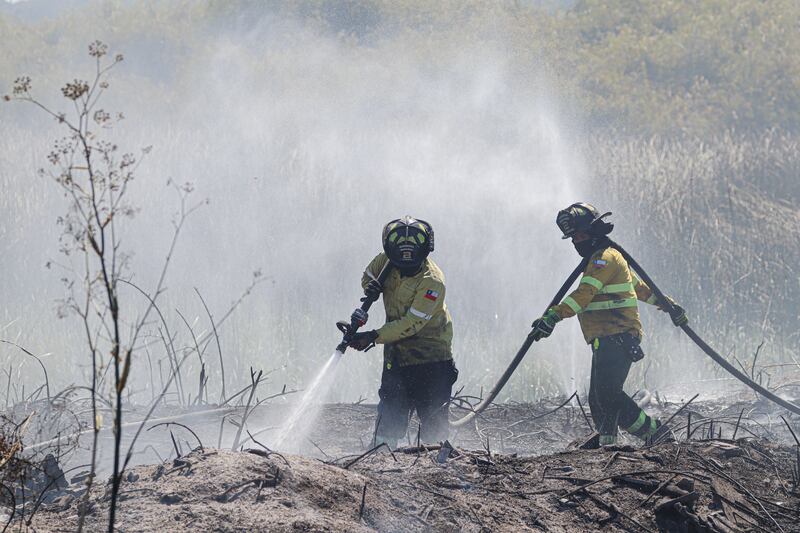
31, 436, 800, 532
32, 448, 373, 532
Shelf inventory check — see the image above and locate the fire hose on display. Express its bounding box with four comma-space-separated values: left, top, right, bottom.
610, 239, 800, 417
451, 258, 590, 427
451, 240, 800, 427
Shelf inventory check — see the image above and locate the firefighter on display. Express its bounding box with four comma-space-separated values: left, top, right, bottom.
347, 216, 457, 448
530, 203, 688, 446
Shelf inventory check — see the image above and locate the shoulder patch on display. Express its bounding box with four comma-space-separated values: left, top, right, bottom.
593, 259, 608, 268
424, 289, 439, 301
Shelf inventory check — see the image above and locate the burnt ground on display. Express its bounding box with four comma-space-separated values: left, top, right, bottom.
14, 391, 800, 531
27, 437, 800, 532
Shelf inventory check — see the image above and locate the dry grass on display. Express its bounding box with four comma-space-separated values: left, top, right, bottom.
1, 123, 798, 402
588, 131, 799, 384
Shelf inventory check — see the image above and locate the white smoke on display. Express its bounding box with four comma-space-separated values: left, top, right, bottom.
1, 5, 588, 406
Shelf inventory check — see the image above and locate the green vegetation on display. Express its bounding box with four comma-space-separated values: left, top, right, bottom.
556, 0, 800, 134
2, 0, 798, 134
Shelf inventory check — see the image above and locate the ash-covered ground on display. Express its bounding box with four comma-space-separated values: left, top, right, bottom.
30, 437, 800, 532
14, 388, 800, 532
48, 384, 800, 471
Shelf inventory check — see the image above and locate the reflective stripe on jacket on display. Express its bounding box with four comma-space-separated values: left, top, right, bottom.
551, 247, 660, 344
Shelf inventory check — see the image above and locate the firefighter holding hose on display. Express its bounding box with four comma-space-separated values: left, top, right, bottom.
530, 203, 688, 446
345, 216, 457, 449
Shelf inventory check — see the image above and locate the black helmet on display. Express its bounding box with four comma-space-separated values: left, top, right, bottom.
556, 202, 613, 239
382, 216, 434, 269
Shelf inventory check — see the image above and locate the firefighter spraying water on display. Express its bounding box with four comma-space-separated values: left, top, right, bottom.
343, 217, 458, 449
275, 216, 458, 451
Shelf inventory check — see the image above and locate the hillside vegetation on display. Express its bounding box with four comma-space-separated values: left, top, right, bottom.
2, 0, 799, 135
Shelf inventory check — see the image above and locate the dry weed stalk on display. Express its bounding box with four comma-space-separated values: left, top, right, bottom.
5, 41, 201, 532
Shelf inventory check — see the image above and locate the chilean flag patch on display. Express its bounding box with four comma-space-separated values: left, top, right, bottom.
424, 289, 439, 301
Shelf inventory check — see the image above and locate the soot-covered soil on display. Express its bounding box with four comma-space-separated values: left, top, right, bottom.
23, 393, 800, 532
30, 437, 800, 532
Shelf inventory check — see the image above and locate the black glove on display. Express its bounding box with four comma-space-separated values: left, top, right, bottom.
531, 309, 560, 341
656, 296, 688, 327
351, 308, 368, 327
668, 303, 688, 327
361, 279, 383, 303
349, 330, 378, 351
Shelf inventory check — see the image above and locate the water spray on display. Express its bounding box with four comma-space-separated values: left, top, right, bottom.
452, 258, 589, 427
273, 261, 394, 450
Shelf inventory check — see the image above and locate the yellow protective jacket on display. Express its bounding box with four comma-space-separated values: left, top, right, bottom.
361, 253, 453, 368
551, 247, 663, 344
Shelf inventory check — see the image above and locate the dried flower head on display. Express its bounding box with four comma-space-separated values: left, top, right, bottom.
61, 79, 89, 100
93, 109, 111, 125
88, 40, 108, 58
120, 153, 135, 168
12, 76, 32, 96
